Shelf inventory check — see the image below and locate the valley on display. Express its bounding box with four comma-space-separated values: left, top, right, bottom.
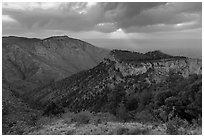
2, 36, 202, 135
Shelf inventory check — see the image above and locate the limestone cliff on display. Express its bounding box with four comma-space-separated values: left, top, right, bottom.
106, 53, 201, 83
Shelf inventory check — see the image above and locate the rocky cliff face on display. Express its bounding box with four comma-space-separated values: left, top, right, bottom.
2, 36, 109, 91
107, 55, 201, 83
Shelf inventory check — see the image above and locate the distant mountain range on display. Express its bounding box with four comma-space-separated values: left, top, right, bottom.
3, 36, 109, 91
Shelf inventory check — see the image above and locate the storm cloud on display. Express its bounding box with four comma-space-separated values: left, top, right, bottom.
3, 2, 202, 34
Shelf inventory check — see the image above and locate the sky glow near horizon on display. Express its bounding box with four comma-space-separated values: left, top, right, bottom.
2, 2, 202, 58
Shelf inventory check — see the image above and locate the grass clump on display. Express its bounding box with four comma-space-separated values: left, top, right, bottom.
72, 111, 93, 124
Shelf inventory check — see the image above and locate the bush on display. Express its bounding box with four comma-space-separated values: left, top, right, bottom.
139, 90, 152, 107
115, 127, 129, 135
166, 122, 179, 135
154, 90, 172, 107
94, 112, 117, 122
126, 95, 138, 111
116, 103, 128, 121
134, 110, 154, 123
192, 116, 202, 127
6, 121, 31, 135
127, 128, 149, 135
115, 126, 149, 135
72, 111, 93, 124
166, 119, 179, 135
35, 116, 56, 128
2, 100, 11, 116
61, 111, 76, 124
43, 102, 65, 116
165, 96, 180, 107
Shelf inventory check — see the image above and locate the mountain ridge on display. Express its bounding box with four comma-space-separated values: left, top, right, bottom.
2, 35, 110, 92
25, 49, 201, 111
2, 37, 202, 134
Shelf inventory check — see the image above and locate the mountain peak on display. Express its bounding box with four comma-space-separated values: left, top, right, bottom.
43, 35, 69, 40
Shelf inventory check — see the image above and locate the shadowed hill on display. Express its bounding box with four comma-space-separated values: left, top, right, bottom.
2, 35, 109, 92
2, 35, 109, 134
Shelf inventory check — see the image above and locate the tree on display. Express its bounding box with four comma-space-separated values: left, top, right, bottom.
116, 103, 128, 122
107, 83, 126, 114
154, 90, 172, 107
126, 95, 139, 111
43, 101, 65, 116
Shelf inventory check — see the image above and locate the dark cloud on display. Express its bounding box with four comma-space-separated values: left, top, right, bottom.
2, 2, 202, 35
101, 2, 166, 21
99, 2, 201, 32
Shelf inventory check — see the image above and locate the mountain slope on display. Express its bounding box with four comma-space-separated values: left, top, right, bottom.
2, 36, 109, 91
2, 83, 41, 134
3, 49, 202, 134
27, 50, 201, 116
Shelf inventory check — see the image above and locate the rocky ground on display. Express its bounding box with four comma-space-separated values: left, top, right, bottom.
28, 118, 201, 135
26, 111, 201, 135
28, 119, 166, 135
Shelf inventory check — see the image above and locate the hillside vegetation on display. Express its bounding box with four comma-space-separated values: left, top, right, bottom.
2, 49, 202, 135
2, 36, 109, 92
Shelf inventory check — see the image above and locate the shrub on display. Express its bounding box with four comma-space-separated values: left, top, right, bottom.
35, 116, 55, 128
192, 116, 202, 127
115, 127, 129, 135
91, 116, 102, 125
126, 95, 138, 111
65, 130, 75, 135
127, 128, 150, 135
165, 96, 180, 107
107, 84, 126, 114
43, 102, 65, 116
174, 116, 189, 128
154, 90, 172, 107
139, 89, 152, 109
7, 120, 30, 135
72, 111, 93, 124
115, 126, 149, 135
61, 111, 75, 124
116, 103, 128, 121
2, 100, 11, 116
95, 112, 117, 122
166, 120, 179, 135
134, 110, 154, 123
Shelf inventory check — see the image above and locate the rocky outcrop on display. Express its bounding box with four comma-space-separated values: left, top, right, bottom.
106, 55, 201, 83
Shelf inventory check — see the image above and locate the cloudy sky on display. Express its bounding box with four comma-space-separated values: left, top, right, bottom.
2, 2, 202, 58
